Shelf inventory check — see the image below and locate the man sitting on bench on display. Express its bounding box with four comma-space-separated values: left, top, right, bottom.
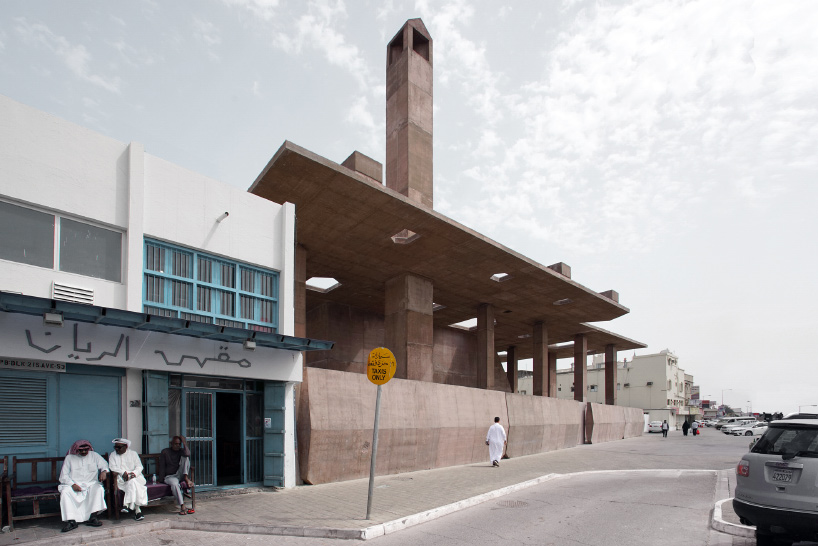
159, 436, 195, 515
109, 438, 148, 520
58, 439, 109, 532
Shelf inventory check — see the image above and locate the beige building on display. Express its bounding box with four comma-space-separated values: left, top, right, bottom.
519, 350, 698, 430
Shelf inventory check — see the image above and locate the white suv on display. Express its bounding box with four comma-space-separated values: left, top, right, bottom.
733, 414, 818, 545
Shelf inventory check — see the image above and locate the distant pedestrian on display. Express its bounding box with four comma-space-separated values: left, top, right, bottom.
682, 420, 690, 436
486, 416, 507, 467
661, 420, 669, 438
691, 420, 699, 437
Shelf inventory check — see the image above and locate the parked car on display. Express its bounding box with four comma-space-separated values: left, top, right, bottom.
715, 416, 756, 430
723, 422, 759, 435
733, 416, 818, 545
731, 422, 768, 436
647, 421, 663, 433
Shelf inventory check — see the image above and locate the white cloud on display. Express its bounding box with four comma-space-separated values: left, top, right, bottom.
222, 0, 280, 21
14, 18, 121, 93
193, 18, 222, 61
437, 0, 818, 255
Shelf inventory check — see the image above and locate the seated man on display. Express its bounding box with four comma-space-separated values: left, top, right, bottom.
159, 435, 195, 515
58, 439, 109, 532
108, 438, 148, 520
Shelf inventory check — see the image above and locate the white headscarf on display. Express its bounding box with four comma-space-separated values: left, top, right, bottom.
112, 437, 132, 447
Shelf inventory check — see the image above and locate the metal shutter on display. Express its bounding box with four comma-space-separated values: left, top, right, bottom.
0, 375, 48, 445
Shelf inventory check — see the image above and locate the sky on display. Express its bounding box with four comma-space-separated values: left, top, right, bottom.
1, 0, 816, 416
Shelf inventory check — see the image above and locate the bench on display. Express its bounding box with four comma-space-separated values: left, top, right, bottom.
3, 454, 113, 531
109, 453, 195, 519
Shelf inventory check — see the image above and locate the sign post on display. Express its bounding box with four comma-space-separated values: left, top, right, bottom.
365, 347, 396, 520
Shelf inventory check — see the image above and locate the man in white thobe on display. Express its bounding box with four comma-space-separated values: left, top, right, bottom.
108, 438, 148, 520
486, 416, 507, 467
58, 439, 109, 532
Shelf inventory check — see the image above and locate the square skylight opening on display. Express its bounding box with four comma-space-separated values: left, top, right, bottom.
391, 229, 421, 244
449, 317, 477, 331
306, 277, 341, 293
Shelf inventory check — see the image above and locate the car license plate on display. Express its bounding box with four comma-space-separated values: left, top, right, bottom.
772, 469, 793, 482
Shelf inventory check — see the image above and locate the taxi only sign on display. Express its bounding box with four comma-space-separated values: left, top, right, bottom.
367, 347, 396, 385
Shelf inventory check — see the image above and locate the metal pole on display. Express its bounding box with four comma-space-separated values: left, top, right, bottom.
365, 384, 383, 520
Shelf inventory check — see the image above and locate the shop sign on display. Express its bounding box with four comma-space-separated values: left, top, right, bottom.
1, 356, 66, 372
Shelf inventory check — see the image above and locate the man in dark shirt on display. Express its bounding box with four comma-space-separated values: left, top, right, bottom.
158, 436, 194, 514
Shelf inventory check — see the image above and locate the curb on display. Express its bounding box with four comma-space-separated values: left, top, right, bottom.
712, 498, 755, 538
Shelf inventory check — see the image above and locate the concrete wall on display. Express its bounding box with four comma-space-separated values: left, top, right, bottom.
585, 403, 644, 444
299, 368, 641, 484
305, 301, 510, 391
505, 393, 585, 457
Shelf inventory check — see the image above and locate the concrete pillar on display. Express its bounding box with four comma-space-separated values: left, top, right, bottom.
532, 321, 547, 396
506, 345, 518, 393
476, 303, 495, 389
547, 352, 557, 397
385, 273, 434, 381
385, 19, 434, 208
574, 333, 588, 402
605, 344, 617, 405
294, 244, 307, 338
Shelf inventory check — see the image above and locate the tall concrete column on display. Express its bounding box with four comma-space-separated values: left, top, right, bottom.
294, 244, 307, 339
605, 344, 617, 405
547, 352, 557, 397
532, 321, 548, 396
506, 345, 518, 393
385, 273, 434, 381
574, 333, 588, 402
386, 19, 434, 208
476, 304, 495, 389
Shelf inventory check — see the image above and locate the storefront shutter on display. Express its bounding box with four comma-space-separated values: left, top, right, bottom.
0, 375, 48, 446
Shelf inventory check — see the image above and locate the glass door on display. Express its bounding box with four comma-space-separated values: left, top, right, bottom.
185, 391, 214, 487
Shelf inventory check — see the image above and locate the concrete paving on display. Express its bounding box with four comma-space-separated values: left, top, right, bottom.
0, 428, 757, 545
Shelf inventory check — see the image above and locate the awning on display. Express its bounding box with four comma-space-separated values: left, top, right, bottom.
0, 291, 334, 352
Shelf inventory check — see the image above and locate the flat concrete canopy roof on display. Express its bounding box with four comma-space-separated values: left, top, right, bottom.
250, 142, 645, 361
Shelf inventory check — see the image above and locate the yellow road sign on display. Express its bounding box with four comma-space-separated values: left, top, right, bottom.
367, 347, 396, 385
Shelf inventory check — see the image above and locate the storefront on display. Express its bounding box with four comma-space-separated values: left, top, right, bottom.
0, 292, 332, 488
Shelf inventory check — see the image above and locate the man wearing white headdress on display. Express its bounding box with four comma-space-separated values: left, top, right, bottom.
108, 438, 148, 520
58, 439, 109, 532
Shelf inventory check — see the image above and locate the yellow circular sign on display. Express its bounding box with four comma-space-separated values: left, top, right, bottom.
367, 347, 396, 385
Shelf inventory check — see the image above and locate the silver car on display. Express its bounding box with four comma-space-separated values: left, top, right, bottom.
733, 415, 818, 545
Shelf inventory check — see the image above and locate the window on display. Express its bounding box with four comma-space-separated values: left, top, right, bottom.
143, 239, 278, 332
0, 200, 122, 281
590, 385, 598, 392
0, 201, 54, 268
60, 218, 122, 282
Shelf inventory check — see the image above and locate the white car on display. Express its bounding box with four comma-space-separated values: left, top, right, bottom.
648, 421, 663, 433
723, 422, 758, 434
731, 422, 768, 436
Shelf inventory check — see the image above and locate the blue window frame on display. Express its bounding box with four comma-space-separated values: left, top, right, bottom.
143, 239, 278, 333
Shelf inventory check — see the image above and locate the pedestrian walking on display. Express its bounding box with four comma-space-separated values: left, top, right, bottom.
682, 420, 690, 436
486, 416, 507, 467
691, 420, 699, 437
661, 420, 669, 438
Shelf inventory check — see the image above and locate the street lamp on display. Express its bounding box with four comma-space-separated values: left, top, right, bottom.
722, 388, 732, 413
747, 400, 752, 415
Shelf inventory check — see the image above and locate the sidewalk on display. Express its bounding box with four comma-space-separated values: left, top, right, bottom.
0, 431, 755, 545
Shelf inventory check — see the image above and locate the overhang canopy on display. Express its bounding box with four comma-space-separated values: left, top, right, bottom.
0, 292, 334, 352
250, 141, 644, 360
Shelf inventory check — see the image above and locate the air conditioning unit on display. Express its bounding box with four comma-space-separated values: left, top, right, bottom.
647, 381, 654, 386
624, 383, 630, 388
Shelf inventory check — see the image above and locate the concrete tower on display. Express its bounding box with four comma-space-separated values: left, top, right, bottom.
385, 19, 433, 208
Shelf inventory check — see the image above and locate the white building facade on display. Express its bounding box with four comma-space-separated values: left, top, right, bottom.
518, 349, 698, 430
0, 95, 329, 488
